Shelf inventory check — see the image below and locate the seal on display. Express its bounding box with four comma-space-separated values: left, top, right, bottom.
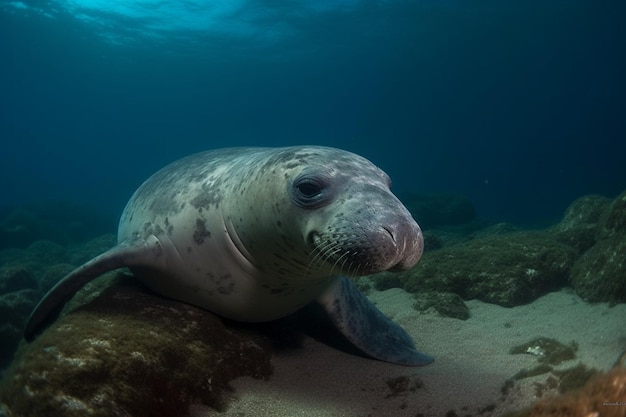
24, 146, 433, 366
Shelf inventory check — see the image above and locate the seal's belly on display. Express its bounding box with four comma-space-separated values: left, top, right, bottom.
122, 210, 333, 322
130, 265, 334, 322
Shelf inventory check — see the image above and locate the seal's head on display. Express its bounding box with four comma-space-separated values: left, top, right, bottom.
227, 146, 423, 279
290, 150, 422, 276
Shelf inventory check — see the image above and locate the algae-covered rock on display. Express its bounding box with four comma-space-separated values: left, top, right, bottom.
0, 289, 40, 326
570, 236, 626, 304
0, 247, 55, 280
66, 234, 116, 266
0, 208, 41, 250
402, 193, 475, 229
412, 291, 470, 320
26, 240, 67, 266
596, 190, 626, 240
0, 201, 115, 250
372, 231, 577, 307
0, 267, 38, 295
39, 263, 77, 293
549, 194, 611, 253
422, 231, 444, 252
565, 190, 626, 304
0, 278, 273, 417
517, 366, 626, 417
0, 289, 40, 369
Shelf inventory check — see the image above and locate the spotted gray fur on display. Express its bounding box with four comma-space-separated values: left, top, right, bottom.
25, 146, 433, 366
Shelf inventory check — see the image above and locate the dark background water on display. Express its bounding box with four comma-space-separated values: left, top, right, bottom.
1, 0, 625, 228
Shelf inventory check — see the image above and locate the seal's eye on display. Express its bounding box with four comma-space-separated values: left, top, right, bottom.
297, 180, 322, 197
292, 176, 330, 209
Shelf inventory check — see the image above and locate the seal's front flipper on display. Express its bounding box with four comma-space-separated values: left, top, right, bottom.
24, 235, 166, 341
316, 277, 434, 366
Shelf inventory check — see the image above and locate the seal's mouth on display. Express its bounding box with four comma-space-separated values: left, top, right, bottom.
308, 227, 421, 276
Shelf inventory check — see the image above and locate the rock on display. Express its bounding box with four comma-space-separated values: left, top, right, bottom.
0, 289, 40, 369
26, 240, 67, 266
28, 201, 115, 243
39, 263, 76, 293
422, 231, 443, 252
66, 234, 116, 266
596, 190, 626, 240
417, 220, 515, 253
473, 222, 522, 237
0, 267, 38, 295
0, 201, 115, 250
566, 191, 626, 304
0, 243, 66, 280
0, 290, 41, 331
516, 366, 626, 417
0, 248, 45, 278
0, 278, 273, 416
0, 322, 22, 370
372, 231, 577, 307
549, 194, 611, 253
570, 236, 626, 304
0, 208, 42, 250
412, 291, 470, 320
402, 193, 475, 229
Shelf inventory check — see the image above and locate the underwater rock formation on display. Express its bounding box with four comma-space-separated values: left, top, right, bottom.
0, 235, 117, 373
570, 236, 626, 304
65, 234, 116, 265
0, 267, 41, 369
0, 276, 273, 417
0, 289, 40, 369
570, 191, 626, 304
412, 291, 470, 320
372, 231, 576, 307
25, 240, 67, 266
401, 193, 476, 229
39, 263, 77, 293
549, 194, 611, 254
0, 201, 115, 250
0, 266, 38, 295
519, 366, 626, 417
596, 190, 626, 240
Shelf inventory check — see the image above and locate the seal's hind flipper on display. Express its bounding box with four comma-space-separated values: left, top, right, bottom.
316, 276, 434, 366
24, 235, 165, 341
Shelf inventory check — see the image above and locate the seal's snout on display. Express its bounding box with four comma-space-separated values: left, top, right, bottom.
384, 219, 424, 271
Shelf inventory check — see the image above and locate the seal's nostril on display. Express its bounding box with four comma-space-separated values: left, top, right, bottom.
382, 226, 396, 243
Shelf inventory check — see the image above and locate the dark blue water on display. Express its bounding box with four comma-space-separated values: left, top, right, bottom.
1, 0, 625, 227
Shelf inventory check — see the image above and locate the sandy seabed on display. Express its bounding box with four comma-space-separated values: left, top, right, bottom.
199, 288, 626, 417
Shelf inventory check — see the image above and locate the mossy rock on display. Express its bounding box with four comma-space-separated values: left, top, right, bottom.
570, 235, 626, 303
402, 193, 475, 229
0, 266, 38, 295
66, 234, 116, 265
0, 279, 273, 417
0, 208, 42, 250
517, 367, 625, 416
0, 247, 57, 280
422, 231, 444, 252
39, 263, 77, 293
372, 231, 576, 307
596, 190, 626, 240
412, 291, 470, 320
0, 289, 41, 369
0, 289, 41, 326
0, 202, 115, 249
549, 194, 611, 253
26, 240, 67, 266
